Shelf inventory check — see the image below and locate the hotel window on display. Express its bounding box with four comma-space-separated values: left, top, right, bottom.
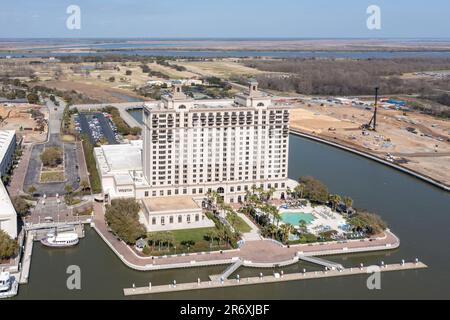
170, 216, 174, 224
187, 215, 191, 223
152, 191, 156, 196
160, 190, 164, 196
152, 218, 156, 225
178, 215, 182, 223
161, 217, 165, 225
168, 190, 172, 196
145, 191, 149, 197
195, 214, 199, 222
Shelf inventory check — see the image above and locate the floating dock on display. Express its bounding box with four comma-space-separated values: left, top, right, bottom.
123, 261, 427, 296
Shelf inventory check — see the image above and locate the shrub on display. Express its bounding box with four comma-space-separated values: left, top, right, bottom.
105, 198, 145, 244
298, 176, 329, 204
0, 230, 18, 259
41, 147, 63, 167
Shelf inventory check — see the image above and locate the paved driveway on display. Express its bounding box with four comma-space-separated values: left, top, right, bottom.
23, 99, 81, 196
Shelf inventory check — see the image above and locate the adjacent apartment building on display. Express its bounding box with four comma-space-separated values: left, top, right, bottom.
0, 130, 17, 239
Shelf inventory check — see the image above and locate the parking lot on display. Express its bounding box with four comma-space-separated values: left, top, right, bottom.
75, 112, 120, 145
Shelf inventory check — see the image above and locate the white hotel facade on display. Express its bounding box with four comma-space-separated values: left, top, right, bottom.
140, 81, 292, 203
95, 81, 294, 231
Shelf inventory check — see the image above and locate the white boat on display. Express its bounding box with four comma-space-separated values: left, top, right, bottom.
41, 232, 79, 248
0, 272, 18, 299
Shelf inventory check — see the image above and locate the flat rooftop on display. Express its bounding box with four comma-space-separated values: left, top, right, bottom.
94, 143, 142, 174
142, 196, 200, 212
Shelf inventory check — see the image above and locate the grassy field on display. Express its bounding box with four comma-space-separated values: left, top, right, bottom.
144, 227, 230, 256
81, 135, 102, 193
62, 134, 76, 142
40, 171, 64, 183
177, 60, 264, 79
232, 216, 252, 233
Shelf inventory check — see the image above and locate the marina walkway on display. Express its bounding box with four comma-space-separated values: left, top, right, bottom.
123, 261, 427, 296
298, 255, 344, 270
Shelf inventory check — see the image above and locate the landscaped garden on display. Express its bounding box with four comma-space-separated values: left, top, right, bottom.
143, 227, 232, 256
104, 197, 241, 256
39, 146, 65, 183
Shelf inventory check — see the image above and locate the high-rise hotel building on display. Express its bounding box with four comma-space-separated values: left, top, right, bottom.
140, 81, 291, 203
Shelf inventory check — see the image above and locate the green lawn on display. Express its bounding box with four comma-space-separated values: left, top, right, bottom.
232, 216, 252, 233
144, 227, 230, 256
40, 171, 64, 183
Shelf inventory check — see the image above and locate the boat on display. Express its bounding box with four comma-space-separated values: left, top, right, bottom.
0, 271, 18, 299
40, 232, 79, 248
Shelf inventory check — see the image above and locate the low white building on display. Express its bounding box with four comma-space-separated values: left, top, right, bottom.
93, 141, 145, 200
0, 179, 17, 239
141, 196, 214, 232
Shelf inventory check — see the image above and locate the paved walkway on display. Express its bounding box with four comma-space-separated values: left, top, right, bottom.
92, 203, 400, 270
237, 212, 261, 241
7, 143, 32, 196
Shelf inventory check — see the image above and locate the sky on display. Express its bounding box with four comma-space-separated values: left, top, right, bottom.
0, 0, 449, 38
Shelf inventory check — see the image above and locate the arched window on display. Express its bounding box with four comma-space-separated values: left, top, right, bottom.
217, 187, 225, 194
257, 102, 265, 107
179, 105, 186, 109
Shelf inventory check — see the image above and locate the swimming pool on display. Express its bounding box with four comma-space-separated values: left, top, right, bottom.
280, 212, 316, 225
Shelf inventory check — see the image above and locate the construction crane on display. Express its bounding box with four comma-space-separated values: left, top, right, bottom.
362, 87, 379, 131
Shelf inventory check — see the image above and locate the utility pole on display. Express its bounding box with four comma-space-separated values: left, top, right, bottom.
367, 87, 379, 131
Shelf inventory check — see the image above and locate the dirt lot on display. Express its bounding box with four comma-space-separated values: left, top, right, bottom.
290, 102, 450, 186
0, 103, 48, 143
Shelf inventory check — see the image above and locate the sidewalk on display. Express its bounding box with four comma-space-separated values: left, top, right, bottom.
237, 212, 261, 241
7, 143, 32, 197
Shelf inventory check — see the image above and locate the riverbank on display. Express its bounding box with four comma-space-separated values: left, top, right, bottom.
290, 129, 450, 192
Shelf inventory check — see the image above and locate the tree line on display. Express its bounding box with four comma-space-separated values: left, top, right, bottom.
242, 58, 450, 110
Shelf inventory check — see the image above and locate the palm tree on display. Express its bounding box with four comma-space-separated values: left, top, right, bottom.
65, 184, 73, 194
28, 185, 37, 195
205, 230, 217, 249
343, 196, 353, 209
80, 179, 89, 191
298, 220, 308, 234
329, 194, 341, 211
280, 224, 294, 244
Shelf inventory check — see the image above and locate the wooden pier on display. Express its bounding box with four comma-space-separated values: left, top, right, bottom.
123, 261, 427, 296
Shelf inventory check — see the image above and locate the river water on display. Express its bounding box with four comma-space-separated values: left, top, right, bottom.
15, 111, 450, 299
3, 50, 450, 59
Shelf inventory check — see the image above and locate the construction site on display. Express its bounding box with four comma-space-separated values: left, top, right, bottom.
0, 103, 48, 143
289, 92, 450, 187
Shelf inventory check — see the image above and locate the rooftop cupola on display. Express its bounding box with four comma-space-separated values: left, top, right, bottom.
248, 79, 259, 97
